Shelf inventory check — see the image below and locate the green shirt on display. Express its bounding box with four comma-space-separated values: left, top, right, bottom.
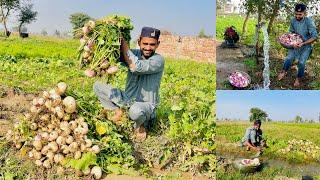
125, 49, 165, 107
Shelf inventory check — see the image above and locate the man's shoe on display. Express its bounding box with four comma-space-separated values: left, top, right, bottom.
277, 71, 286, 81
293, 78, 300, 87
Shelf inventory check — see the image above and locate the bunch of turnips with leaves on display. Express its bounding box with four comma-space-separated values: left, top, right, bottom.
76, 15, 134, 79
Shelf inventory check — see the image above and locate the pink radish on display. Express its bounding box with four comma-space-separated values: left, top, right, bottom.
106, 66, 119, 74
84, 69, 96, 77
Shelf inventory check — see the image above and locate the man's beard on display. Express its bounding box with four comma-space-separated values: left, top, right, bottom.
141, 50, 155, 59
296, 17, 303, 21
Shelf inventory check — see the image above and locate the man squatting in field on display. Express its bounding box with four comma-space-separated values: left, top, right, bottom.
278, 3, 318, 87
93, 27, 164, 141
240, 120, 264, 156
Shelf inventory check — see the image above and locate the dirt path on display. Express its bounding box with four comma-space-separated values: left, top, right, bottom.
0, 86, 34, 136
216, 41, 249, 90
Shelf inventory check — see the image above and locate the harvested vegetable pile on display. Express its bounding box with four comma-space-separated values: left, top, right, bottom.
5, 82, 136, 179
278, 33, 303, 49
77, 15, 134, 79
228, 71, 250, 88
278, 139, 320, 159
241, 158, 260, 166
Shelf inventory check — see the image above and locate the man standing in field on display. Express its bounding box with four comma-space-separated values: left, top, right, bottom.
278, 3, 318, 87
93, 27, 164, 141
240, 120, 264, 156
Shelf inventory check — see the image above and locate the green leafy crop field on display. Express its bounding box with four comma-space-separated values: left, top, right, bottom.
0, 35, 216, 179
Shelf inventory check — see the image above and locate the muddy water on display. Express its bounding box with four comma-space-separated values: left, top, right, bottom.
217, 151, 320, 176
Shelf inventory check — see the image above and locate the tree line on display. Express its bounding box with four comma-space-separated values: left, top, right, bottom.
0, 0, 37, 36
218, 107, 319, 123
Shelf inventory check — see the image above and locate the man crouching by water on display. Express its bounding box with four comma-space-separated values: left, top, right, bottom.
240, 120, 265, 156
93, 27, 164, 142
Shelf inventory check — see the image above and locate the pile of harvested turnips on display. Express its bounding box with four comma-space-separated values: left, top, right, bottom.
278, 139, 320, 159
278, 33, 303, 49
5, 82, 103, 179
77, 15, 133, 79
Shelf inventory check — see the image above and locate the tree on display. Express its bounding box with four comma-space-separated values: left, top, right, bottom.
198, 28, 208, 38
0, 0, 20, 36
54, 29, 60, 37
41, 29, 48, 36
294, 115, 303, 123
17, 3, 37, 34
69, 12, 92, 36
217, 0, 227, 11
249, 107, 268, 122
12, 25, 26, 32
242, 0, 320, 35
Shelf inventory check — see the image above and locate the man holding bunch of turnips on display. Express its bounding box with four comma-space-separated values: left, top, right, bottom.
278, 3, 318, 87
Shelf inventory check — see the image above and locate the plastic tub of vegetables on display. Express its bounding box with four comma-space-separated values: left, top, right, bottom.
278, 33, 303, 49
233, 158, 261, 173
228, 71, 251, 89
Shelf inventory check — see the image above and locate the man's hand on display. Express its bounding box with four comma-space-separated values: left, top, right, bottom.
254, 146, 262, 151
294, 37, 316, 49
120, 37, 136, 70
293, 42, 304, 48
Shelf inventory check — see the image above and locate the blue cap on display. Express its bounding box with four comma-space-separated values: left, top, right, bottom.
140, 27, 160, 40
295, 3, 306, 12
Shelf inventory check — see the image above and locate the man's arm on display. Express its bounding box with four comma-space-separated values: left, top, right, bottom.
246, 129, 261, 151
244, 141, 260, 151
249, 129, 257, 145
303, 18, 318, 45
289, 19, 295, 33
243, 128, 258, 149
120, 38, 135, 70
120, 38, 164, 75
295, 18, 318, 48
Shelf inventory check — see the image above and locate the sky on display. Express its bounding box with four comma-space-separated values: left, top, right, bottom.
216, 90, 320, 122
6, 0, 216, 39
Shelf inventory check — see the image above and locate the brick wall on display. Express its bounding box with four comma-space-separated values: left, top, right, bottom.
155, 35, 216, 63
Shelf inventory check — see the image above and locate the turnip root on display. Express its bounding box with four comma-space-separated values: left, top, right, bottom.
91, 145, 100, 154
56, 82, 67, 95
91, 166, 102, 179
106, 66, 118, 75
63, 96, 76, 114
84, 69, 96, 78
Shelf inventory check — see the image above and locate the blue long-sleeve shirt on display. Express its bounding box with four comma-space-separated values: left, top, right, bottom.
125, 49, 164, 107
289, 17, 318, 44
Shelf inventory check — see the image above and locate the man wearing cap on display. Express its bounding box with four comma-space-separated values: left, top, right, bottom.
278, 3, 318, 87
93, 27, 164, 141
240, 120, 264, 156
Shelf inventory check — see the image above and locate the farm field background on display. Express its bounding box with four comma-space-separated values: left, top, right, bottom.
0, 35, 216, 179
216, 121, 320, 179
